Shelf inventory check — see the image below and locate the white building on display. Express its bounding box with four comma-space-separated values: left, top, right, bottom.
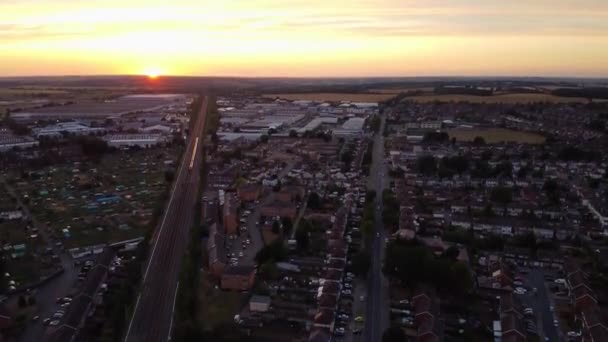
33, 122, 106, 138
104, 134, 165, 148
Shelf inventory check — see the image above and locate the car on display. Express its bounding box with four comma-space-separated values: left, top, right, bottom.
60, 302, 70, 308
567, 331, 581, 337
549, 306, 554, 312
238, 252, 244, 258
355, 316, 364, 323
31, 315, 40, 321
335, 327, 346, 335
43, 318, 51, 325
553, 319, 559, 326
49, 320, 60, 326
359, 295, 366, 301
353, 328, 363, 335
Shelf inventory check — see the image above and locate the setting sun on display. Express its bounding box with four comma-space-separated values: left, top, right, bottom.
143, 68, 162, 79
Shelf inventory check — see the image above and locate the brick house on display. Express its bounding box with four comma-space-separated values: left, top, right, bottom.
237, 183, 263, 202
261, 199, 297, 220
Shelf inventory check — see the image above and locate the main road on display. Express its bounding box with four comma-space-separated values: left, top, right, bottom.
124, 96, 209, 342
365, 114, 390, 342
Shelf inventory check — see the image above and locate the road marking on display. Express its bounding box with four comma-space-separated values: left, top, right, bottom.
124, 294, 141, 342
168, 282, 180, 341
189, 137, 199, 170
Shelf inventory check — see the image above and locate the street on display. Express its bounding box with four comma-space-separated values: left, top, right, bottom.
520, 268, 561, 342
124, 96, 209, 342
364, 115, 390, 342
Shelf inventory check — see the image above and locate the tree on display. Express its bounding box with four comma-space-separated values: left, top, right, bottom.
289, 129, 298, 137
473, 136, 486, 145
295, 226, 310, 250
255, 240, 287, 265
307, 192, 321, 210
416, 155, 437, 175
352, 251, 371, 278
382, 326, 406, 342
450, 262, 473, 295
281, 217, 292, 234
423, 131, 449, 143
442, 245, 460, 261
18, 295, 27, 308
490, 187, 513, 205
164, 170, 175, 183
259, 262, 279, 280
362, 220, 374, 239
271, 220, 281, 234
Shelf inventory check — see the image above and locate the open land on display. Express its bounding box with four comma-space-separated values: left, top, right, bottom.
6, 146, 180, 250
447, 128, 546, 144
263, 93, 396, 102
404, 93, 588, 104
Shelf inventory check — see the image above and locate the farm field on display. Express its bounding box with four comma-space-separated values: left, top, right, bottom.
263, 93, 396, 102
447, 128, 546, 144
404, 93, 588, 104
367, 87, 434, 94
0, 87, 69, 96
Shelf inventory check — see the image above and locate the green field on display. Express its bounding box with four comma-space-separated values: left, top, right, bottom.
447, 128, 546, 144
405, 93, 588, 104
197, 274, 245, 330
264, 93, 395, 102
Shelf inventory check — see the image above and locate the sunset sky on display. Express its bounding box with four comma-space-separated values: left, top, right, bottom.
1, 0, 608, 77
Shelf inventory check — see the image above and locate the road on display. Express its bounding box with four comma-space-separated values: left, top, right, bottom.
1, 182, 78, 342
364, 115, 390, 342
522, 268, 561, 342
124, 96, 209, 342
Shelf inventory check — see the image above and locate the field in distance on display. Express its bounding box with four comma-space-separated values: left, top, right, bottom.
447, 128, 546, 144
263, 93, 396, 102
403, 93, 588, 104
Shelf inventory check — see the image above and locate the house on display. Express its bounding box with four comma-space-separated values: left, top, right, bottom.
417, 317, 444, 342
249, 295, 271, 312
221, 265, 256, 291
312, 308, 335, 331
261, 199, 297, 220
276, 185, 305, 203
501, 313, 526, 342
207, 224, 226, 277
580, 305, 608, 342
412, 291, 444, 342
308, 328, 331, 342
237, 183, 263, 202
500, 293, 524, 318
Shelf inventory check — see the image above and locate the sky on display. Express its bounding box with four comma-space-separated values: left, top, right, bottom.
1, 0, 608, 77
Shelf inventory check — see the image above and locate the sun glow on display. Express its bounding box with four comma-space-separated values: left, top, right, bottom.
143, 67, 162, 79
